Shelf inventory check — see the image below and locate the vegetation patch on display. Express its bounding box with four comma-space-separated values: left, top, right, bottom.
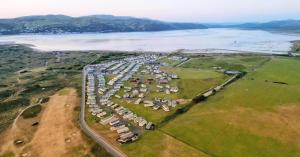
58, 88, 71, 96
161, 57, 300, 157
0, 152, 14, 157
180, 55, 270, 72
0, 98, 30, 113
0, 89, 14, 101
21, 105, 42, 119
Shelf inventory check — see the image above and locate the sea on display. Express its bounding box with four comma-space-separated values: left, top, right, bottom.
0, 28, 299, 54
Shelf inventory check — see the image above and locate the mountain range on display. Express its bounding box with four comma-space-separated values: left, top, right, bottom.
0, 15, 206, 35
0, 15, 299, 35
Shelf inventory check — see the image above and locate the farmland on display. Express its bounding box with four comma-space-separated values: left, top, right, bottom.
162, 57, 300, 157
117, 55, 300, 157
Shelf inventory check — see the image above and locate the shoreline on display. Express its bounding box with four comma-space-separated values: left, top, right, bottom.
0, 43, 291, 56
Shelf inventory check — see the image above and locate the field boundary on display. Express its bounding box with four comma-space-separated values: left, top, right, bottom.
158, 129, 217, 157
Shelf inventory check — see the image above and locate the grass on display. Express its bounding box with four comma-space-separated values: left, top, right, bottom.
160, 58, 182, 67
112, 97, 176, 124
58, 88, 71, 96
161, 67, 228, 99
180, 55, 270, 72
91, 144, 113, 157
121, 130, 209, 157
0, 98, 30, 114
111, 67, 226, 124
0, 152, 14, 157
161, 56, 300, 157
21, 105, 42, 119
0, 90, 14, 101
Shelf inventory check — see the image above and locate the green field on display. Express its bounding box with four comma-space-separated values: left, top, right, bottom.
180, 55, 270, 71
120, 55, 300, 157
162, 57, 300, 157
161, 67, 228, 99
160, 57, 182, 66
122, 130, 210, 157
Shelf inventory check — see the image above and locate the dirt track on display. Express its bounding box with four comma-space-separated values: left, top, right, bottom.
28, 88, 83, 157
0, 88, 88, 157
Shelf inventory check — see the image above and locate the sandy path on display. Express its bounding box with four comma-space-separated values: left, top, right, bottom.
28, 88, 82, 157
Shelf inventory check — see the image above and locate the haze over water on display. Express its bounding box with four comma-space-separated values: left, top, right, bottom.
0, 28, 299, 53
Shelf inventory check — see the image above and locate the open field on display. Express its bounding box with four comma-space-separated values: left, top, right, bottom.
162, 57, 300, 157
114, 55, 300, 157
161, 67, 228, 99
180, 54, 270, 72
159, 57, 182, 67
121, 130, 210, 157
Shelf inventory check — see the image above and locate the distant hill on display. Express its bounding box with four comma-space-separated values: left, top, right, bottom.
0, 15, 207, 35
237, 20, 300, 29
218, 20, 300, 32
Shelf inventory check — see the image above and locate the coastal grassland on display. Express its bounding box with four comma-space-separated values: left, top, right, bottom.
160, 67, 228, 99
160, 58, 182, 67
161, 56, 300, 157
0, 44, 133, 133
180, 54, 271, 71
121, 130, 210, 157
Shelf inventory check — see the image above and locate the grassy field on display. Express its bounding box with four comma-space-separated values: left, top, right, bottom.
180, 55, 270, 72
160, 58, 182, 67
161, 56, 300, 157
161, 67, 228, 99
122, 130, 210, 157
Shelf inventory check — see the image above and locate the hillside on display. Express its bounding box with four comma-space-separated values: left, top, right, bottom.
222, 20, 300, 32
0, 15, 207, 35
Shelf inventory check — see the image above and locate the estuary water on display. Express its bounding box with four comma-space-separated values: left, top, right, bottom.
0, 28, 299, 53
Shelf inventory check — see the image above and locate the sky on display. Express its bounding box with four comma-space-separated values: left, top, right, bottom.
0, 0, 300, 22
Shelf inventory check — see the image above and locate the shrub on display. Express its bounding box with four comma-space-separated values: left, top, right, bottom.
21, 105, 42, 119
0, 90, 14, 100
0, 98, 30, 113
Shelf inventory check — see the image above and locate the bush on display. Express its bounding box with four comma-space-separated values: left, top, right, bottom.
0, 98, 30, 113
0, 89, 14, 100
21, 105, 42, 119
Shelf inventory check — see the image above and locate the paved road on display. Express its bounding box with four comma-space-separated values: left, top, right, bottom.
79, 67, 127, 157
